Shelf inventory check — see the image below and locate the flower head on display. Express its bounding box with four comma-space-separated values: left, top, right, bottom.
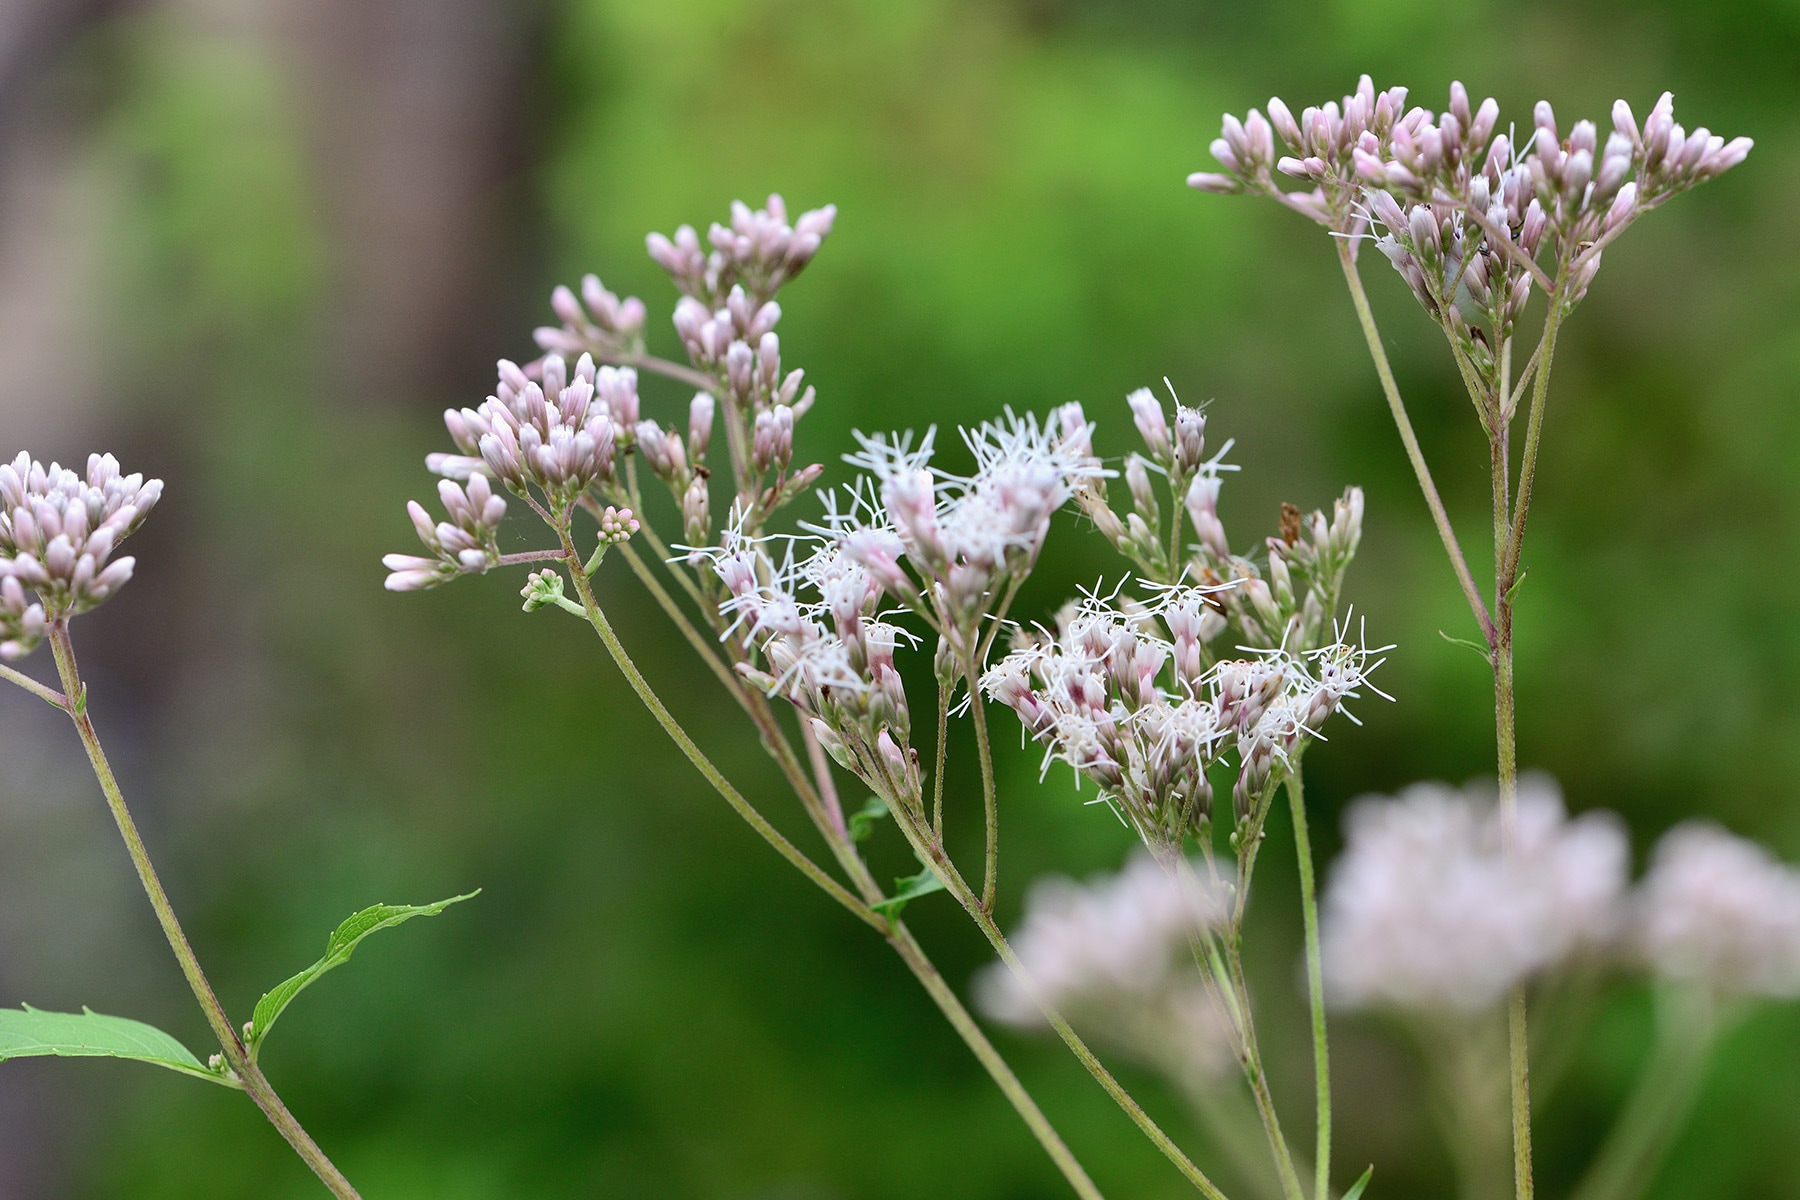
649, 194, 837, 307
984, 583, 1382, 847
827, 409, 1106, 653
384, 473, 508, 592
0, 452, 162, 648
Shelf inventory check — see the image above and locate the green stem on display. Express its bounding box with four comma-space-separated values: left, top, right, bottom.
562, 544, 1108, 1198
889, 804, 1231, 1200
1335, 240, 1494, 645
1503, 286, 1567, 584
616, 539, 742, 699
966, 662, 1000, 912
931, 680, 950, 838
1568, 991, 1717, 1200
0, 660, 69, 709
46, 626, 361, 1199
1224, 927, 1308, 1200
1491, 278, 1569, 1200
558, 539, 882, 931
886, 924, 1107, 1200
1286, 774, 1331, 1200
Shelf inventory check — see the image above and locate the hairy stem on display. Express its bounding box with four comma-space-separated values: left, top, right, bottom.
46, 626, 361, 1199
1223, 926, 1308, 1200
932, 681, 950, 838
966, 662, 1000, 911
1286, 774, 1331, 1200
1491, 281, 1569, 1200
1336, 239, 1495, 645
1504, 284, 1567, 585
0, 661, 68, 709
886, 924, 1107, 1200
559, 539, 881, 929
616, 540, 743, 698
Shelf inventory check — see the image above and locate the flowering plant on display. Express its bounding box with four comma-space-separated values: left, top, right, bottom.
0, 75, 1783, 1200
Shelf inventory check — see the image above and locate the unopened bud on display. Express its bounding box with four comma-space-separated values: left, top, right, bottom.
1127, 388, 1171, 462
682, 474, 712, 547
688, 393, 715, 463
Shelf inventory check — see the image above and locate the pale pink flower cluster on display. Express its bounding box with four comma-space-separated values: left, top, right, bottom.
648, 194, 837, 306
1636, 822, 1800, 999
0, 452, 162, 655
977, 852, 1237, 1082
1191, 79, 1751, 357
1321, 776, 1628, 1014
712, 526, 919, 790
984, 585, 1383, 847
822, 410, 1106, 655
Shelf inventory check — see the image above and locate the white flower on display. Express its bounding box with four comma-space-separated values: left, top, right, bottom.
1636, 822, 1800, 999
1321, 774, 1628, 1014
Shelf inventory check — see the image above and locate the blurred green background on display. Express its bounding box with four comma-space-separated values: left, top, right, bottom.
0, 0, 1795, 1196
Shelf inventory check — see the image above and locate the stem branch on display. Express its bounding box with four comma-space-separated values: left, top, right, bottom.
1287, 775, 1331, 1200
1336, 241, 1495, 646
46, 626, 360, 1199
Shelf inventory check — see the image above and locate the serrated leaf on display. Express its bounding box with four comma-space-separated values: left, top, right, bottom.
0, 1005, 234, 1085
848, 796, 889, 843
247, 891, 477, 1057
1341, 1165, 1374, 1200
870, 866, 945, 922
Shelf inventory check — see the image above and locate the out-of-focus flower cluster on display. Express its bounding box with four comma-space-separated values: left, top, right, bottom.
1065, 387, 1364, 656
1320, 776, 1800, 1016
0, 452, 162, 656
1636, 822, 1800, 1000
977, 852, 1237, 1086
1191, 79, 1751, 385
1321, 775, 1627, 1014
985, 585, 1381, 848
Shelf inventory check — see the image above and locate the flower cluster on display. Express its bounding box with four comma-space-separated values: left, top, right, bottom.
533, 274, 648, 362
437, 355, 628, 505
1635, 822, 1800, 1000
984, 585, 1383, 847
823, 410, 1106, 663
648, 194, 837, 307
1320, 776, 1629, 1014
1070, 387, 1364, 656
977, 852, 1237, 1085
0, 452, 162, 655
1192, 80, 1751, 377
713, 528, 920, 794
668, 288, 820, 522
382, 474, 509, 592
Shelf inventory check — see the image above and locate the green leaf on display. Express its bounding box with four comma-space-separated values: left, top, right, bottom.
1341, 1165, 1375, 1200
247, 891, 478, 1057
1438, 629, 1492, 661
0, 1005, 234, 1085
1505, 565, 1530, 606
870, 866, 945, 922
848, 796, 889, 843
